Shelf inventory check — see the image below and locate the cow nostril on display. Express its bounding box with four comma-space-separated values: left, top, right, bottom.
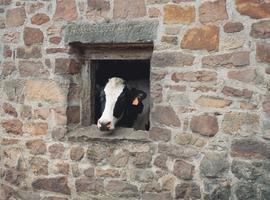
105, 122, 111, 127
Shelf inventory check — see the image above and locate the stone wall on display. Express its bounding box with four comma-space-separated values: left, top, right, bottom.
0, 0, 270, 199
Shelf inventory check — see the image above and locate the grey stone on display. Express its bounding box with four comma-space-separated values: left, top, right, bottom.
158, 143, 198, 159
75, 177, 104, 194
208, 184, 231, 200
200, 152, 229, 178
175, 182, 201, 199
234, 182, 257, 200
142, 192, 172, 200
130, 169, 155, 182
65, 20, 158, 44
231, 160, 262, 181
106, 180, 139, 197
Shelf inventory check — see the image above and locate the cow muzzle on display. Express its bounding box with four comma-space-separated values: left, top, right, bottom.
97, 120, 112, 131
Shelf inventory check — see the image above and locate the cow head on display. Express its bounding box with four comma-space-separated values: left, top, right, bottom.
97, 77, 146, 131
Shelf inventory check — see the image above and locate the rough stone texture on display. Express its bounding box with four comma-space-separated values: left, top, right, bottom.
26, 140, 46, 155
113, 0, 146, 18
256, 42, 270, 63
175, 182, 201, 199
17, 46, 42, 59
2, 102, 17, 117
224, 22, 244, 33
19, 61, 48, 78
2, 119, 23, 135
31, 13, 50, 25
75, 177, 104, 194
152, 106, 181, 127
172, 71, 217, 83
199, 0, 228, 24
195, 96, 232, 108
236, 0, 270, 19
227, 68, 256, 82
250, 20, 270, 39
149, 127, 171, 142
65, 21, 158, 44
54, 0, 78, 21
173, 160, 194, 180
164, 5, 195, 24
70, 146, 84, 161
202, 51, 250, 68
181, 25, 219, 51
6, 7, 26, 27
30, 156, 48, 175
200, 152, 229, 178
23, 27, 44, 46
190, 115, 219, 136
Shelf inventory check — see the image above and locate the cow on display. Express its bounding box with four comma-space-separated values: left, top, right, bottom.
96, 77, 149, 131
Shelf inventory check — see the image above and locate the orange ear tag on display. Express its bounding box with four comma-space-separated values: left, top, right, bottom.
132, 97, 139, 106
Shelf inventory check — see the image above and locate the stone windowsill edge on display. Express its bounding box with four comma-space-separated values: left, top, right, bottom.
67, 125, 150, 143
64, 20, 159, 45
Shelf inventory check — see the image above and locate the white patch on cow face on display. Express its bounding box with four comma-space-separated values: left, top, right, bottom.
97, 77, 125, 130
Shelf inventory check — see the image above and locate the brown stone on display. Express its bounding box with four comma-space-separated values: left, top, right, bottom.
231, 138, 270, 159
147, 0, 170, 3
0, 184, 14, 200
263, 101, 270, 115
55, 58, 80, 75
154, 154, 167, 170
54, 0, 78, 21
25, 80, 66, 104
24, 122, 48, 136
110, 151, 129, 167
31, 13, 50, 25
0, 0, 11, 5
3, 46, 12, 58
96, 169, 120, 178
236, 0, 270, 19
222, 112, 259, 134
3, 147, 22, 168
2, 119, 23, 135
49, 143, 65, 159
240, 102, 257, 110
142, 193, 172, 200
250, 20, 270, 38
164, 5, 195, 24
175, 182, 201, 199
161, 35, 178, 45
70, 146, 85, 161
181, 25, 219, 51
18, 61, 48, 78
173, 160, 194, 180
152, 106, 181, 127
133, 152, 152, 168
1, 61, 15, 77
30, 156, 48, 175
148, 7, 160, 18
54, 162, 69, 175
172, 71, 217, 83
84, 167, 94, 177
224, 22, 244, 33
256, 42, 270, 63
4, 168, 25, 187
23, 27, 44, 46
6, 7, 26, 27
228, 68, 257, 82
0, 138, 19, 145
34, 108, 50, 120
46, 48, 69, 54
149, 127, 171, 142
53, 107, 67, 125
87, 0, 110, 10
190, 115, 219, 136
75, 177, 104, 194
32, 176, 71, 195
195, 96, 232, 108
113, 0, 146, 18
222, 86, 253, 98
17, 46, 42, 59
2, 103, 17, 117
67, 106, 80, 124
151, 51, 194, 67
106, 180, 138, 195
202, 51, 250, 68
199, 0, 228, 24
26, 140, 46, 155
52, 127, 67, 140
49, 36, 62, 44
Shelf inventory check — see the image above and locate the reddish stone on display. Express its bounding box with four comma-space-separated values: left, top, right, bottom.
70, 146, 85, 161
236, 0, 270, 19
152, 106, 181, 127
67, 106, 80, 124
222, 86, 252, 98
202, 51, 250, 68
49, 143, 65, 159
4, 168, 25, 186
240, 102, 257, 110
96, 169, 120, 178
25, 122, 48, 136
190, 115, 219, 136
148, 7, 160, 18
75, 177, 104, 194
199, 0, 228, 24
195, 96, 232, 108
181, 25, 219, 51
263, 101, 270, 115
0, 138, 19, 145
54, 162, 69, 175
23, 27, 44, 46
173, 160, 194, 180
256, 42, 270, 63
3, 46, 12, 58
17, 46, 42, 59
2, 119, 23, 135
6, 7, 26, 27
105, 180, 138, 194
31, 13, 50, 25
32, 176, 71, 195
49, 36, 62, 44
46, 48, 69, 54
113, 0, 146, 18
55, 58, 80, 74
228, 68, 257, 82
2, 103, 17, 117
149, 127, 171, 142
224, 22, 244, 33
154, 154, 168, 170
172, 71, 217, 82
19, 60, 48, 78
0, 0, 11, 5
164, 4, 195, 24
250, 20, 270, 39
54, 0, 78, 21
26, 140, 46, 155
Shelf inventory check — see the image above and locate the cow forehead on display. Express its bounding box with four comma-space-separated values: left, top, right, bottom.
104, 78, 125, 101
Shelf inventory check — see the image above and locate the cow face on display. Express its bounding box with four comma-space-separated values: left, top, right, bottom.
97, 77, 146, 131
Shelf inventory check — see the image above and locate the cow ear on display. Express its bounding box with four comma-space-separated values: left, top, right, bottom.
132, 90, 147, 106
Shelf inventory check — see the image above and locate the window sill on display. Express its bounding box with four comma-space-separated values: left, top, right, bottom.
68, 125, 150, 142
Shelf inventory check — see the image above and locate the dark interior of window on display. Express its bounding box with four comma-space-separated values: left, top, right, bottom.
93, 60, 150, 131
